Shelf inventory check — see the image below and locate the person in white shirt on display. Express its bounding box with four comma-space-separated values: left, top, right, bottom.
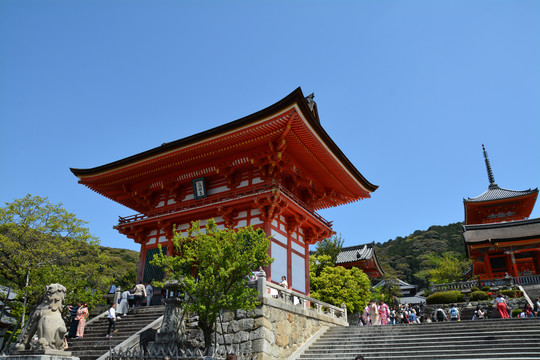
106, 303, 117, 338
145, 283, 153, 307
279, 276, 288, 288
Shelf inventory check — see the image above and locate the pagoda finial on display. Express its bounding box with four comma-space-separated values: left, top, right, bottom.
482, 144, 497, 189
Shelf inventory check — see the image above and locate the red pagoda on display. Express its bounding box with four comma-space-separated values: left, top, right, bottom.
71, 88, 378, 294
463, 145, 539, 279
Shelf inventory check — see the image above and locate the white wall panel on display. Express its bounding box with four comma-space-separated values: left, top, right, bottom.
292, 253, 305, 293
271, 242, 287, 282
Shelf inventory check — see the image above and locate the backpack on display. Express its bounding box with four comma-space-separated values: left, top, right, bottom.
450, 308, 458, 318
436, 309, 445, 321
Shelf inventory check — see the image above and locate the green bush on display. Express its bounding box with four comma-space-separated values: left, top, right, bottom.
511, 309, 522, 318
470, 290, 489, 301
501, 290, 522, 298
471, 287, 479, 292
426, 291, 465, 304
481, 286, 490, 291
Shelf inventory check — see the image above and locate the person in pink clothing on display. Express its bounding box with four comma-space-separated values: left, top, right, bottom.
75, 303, 89, 338
378, 300, 390, 325
495, 293, 509, 318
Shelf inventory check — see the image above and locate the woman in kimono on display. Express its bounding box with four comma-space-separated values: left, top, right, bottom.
369, 301, 380, 325
378, 300, 390, 325
363, 302, 371, 326
75, 303, 89, 338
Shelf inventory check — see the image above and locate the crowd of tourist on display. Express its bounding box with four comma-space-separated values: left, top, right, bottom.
357, 295, 539, 326
358, 301, 427, 325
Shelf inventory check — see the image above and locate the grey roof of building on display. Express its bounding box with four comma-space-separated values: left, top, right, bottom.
462, 217, 540, 244
464, 185, 538, 203
399, 295, 426, 305
373, 278, 417, 290
335, 242, 375, 264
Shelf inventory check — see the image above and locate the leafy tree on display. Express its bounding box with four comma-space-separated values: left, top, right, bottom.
0, 195, 104, 327
313, 234, 344, 265
375, 222, 466, 289
151, 219, 273, 349
417, 251, 471, 284
309, 255, 371, 313
370, 271, 402, 309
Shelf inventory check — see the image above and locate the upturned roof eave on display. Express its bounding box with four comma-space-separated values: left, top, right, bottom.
463, 187, 538, 204
70, 87, 378, 193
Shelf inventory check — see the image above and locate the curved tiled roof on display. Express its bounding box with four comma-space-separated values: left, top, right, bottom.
464, 185, 538, 203
336, 242, 375, 264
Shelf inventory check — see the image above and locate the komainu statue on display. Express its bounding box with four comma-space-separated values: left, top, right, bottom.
15, 283, 68, 352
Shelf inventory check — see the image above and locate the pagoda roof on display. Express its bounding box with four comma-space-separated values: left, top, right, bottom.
336, 242, 376, 264
335, 242, 385, 276
464, 185, 538, 203
462, 217, 540, 245
71, 87, 378, 211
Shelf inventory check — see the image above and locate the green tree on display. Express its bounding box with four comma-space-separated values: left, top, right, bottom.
151, 219, 273, 349
0, 195, 104, 327
313, 234, 344, 265
372, 271, 402, 309
309, 255, 371, 313
419, 252, 471, 284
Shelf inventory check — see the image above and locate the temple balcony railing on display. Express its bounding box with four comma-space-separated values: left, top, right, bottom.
431, 274, 540, 292
116, 180, 333, 229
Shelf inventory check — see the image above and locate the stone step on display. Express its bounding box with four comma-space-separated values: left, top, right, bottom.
319, 328, 540, 341
297, 317, 540, 360
67, 305, 165, 360
310, 337, 540, 348
299, 354, 540, 360
300, 349, 540, 360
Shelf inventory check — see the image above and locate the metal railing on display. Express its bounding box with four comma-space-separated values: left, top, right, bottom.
431, 274, 540, 292
110, 346, 256, 360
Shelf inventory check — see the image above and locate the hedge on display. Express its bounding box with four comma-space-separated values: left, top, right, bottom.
511, 309, 522, 318
426, 291, 465, 304
500, 289, 522, 298
470, 290, 489, 301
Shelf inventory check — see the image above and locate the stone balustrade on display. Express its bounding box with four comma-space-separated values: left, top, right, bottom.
431, 274, 540, 292
253, 271, 347, 324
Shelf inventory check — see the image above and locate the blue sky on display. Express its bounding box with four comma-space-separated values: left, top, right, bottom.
1, 1, 539, 252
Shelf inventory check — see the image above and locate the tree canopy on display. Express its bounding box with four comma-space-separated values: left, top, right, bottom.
309, 254, 371, 314
151, 219, 273, 349
375, 222, 466, 289
313, 234, 344, 265
0, 195, 133, 325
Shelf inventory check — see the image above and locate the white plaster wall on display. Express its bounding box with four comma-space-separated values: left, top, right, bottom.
292, 253, 306, 293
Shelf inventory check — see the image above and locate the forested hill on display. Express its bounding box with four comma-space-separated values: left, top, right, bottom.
374, 222, 465, 290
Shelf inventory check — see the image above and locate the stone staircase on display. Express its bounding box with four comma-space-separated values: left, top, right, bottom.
66, 305, 165, 360
296, 317, 540, 360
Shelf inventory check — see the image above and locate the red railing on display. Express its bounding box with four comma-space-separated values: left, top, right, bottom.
116, 181, 333, 228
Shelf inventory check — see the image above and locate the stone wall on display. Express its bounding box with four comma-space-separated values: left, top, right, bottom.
151, 275, 347, 359
175, 295, 345, 360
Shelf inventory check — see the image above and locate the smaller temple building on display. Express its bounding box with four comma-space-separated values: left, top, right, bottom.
335, 242, 385, 279
463, 145, 539, 280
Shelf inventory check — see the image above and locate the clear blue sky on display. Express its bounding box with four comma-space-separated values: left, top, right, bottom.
1, 1, 539, 252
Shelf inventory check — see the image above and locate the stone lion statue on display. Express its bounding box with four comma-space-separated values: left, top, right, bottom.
15, 283, 68, 352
